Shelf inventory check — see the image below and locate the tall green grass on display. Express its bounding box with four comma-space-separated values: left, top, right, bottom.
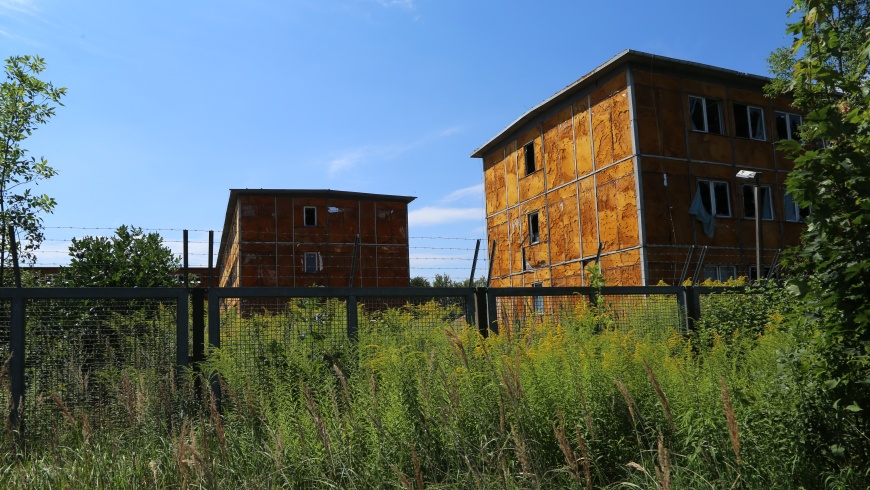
0, 293, 855, 488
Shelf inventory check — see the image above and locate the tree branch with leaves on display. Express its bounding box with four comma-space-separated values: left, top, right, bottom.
0, 55, 66, 284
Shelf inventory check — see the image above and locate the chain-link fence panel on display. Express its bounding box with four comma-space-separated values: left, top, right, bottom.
489, 287, 685, 336
24, 298, 180, 445
0, 299, 10, 434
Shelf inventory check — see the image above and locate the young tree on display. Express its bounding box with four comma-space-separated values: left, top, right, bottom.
64, 225, 181, 287
767, 0, 870, 469
0, 55, 66, 283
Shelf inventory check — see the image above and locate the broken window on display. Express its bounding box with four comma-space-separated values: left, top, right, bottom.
532, 282, 544, 312
775, 111, 802, 141
304, 206, 317, 227
741, 185, 774, 220
784, 191, 810, 222
303, 252, 321, 273
697, 180, 731, 217
702, 265, 737, 283
523, 141, 536, 175
688, 96, 723, 134
528, 211, 540, 244
734, 103, 766, 140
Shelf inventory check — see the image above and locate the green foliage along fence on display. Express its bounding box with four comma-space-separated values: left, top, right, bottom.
0, 284, 762, 447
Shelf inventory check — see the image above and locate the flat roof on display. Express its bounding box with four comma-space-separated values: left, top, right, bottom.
470, 49, 771, 159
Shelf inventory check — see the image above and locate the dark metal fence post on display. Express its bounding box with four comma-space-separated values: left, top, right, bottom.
176, 291, 189, 388
346, 295, 358, 342
207, 289, 221, 411
464, 289, 475, 328
475, 287, 489, 337
683, 286, 701, 332
9, 294, 25, 441
191, 288, 205, 370
486, 289, 499, 335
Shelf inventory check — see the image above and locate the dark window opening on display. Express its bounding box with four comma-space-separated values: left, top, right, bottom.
784, 192, 811, 222
734, 103, 766, 140
702, 265, 737, 283
528, 211, 540, 244
775, 111, 802, 141
742, 185, 774, 220
532, 282, 544, 312
689, 96, 722, 134
697, 180, 731, 217
304, 206, 317, 227
304, 252, 320, 273
524, 142, 536, 175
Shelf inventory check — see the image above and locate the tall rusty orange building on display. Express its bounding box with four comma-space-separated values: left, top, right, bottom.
472, 50, 805, 287
217, 189, 415, 288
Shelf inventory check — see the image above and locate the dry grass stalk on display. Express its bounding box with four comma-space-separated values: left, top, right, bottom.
50, 392, 76, 428
412, 443, 424, 490
391, 463, 413, 490
719, 375, 741, 465
175, 419, 204, 485
643, 360, 674, 429
303, 382, 334, 463
119, 370, 137, 428
208, 382, 228, 462
333, 363, 352, 406
577, 386, 596, 441
444, 328, 469, 370
615, 380, 637, 426
510, 423, 532, 479
655, 431, 671, 490
552, 409, 582, 488
575, 426, 593, 490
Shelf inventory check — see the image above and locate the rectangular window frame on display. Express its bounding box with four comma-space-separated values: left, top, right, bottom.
303, 252, 321, 273
697, 179, 732, 218
303, 206, 317, 227
775, 111, 802, 141
702, 265, 738, 283
741, 184, 774, 221
523, 141, 536, 175
734, 103, 767, 141
528, 211, 540, 244
532, 282, 544, 312
784, 191, 810, 223
688, 95, 723, 134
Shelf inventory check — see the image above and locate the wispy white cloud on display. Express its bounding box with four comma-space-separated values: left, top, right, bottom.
326, 125, 462, 175
409, 206, 483, 226
0, 0, 37, 15
440, 184, 483, 203
326, 144, 403, 176
372, 0, 415, 9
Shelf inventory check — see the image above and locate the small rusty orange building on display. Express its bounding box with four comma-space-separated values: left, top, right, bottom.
472, 50, 805, 286
217, 189, 415, 288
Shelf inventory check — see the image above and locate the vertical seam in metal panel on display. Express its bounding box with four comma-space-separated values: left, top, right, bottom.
570, 98, 584, 285
541, 124, 552, 286
627, 67, 648, 286
589, 92, 601, 257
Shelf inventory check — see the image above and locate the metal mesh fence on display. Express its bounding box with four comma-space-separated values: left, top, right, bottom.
215, 292, 473, 383
23, 298, 180, 444
491, 287, 685, 336
0, 300, 9, 422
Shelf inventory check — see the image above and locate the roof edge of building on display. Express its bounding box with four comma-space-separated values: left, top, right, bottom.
469, 49, 771, 159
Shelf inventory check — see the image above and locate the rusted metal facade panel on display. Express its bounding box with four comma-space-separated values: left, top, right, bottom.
505, 141, 519, 208
572, 98, 594, 177
578, 176, 599, 258
547, 185, 581, 265
217, 190, 414, 289
484, 152, 507, 216
543, 106, 576, 190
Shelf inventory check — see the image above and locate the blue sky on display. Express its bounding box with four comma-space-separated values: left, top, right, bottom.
2, 0, 795, 280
